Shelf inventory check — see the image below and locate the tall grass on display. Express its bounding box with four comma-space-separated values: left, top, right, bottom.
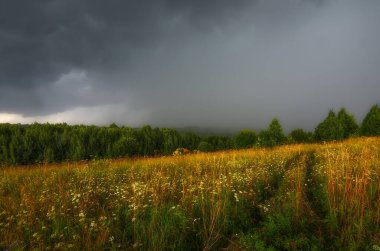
0, 138, 379, 250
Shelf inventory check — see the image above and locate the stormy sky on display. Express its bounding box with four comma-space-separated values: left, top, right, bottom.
0, 0, 379, 131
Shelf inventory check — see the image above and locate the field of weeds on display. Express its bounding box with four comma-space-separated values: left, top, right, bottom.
1, 137, 380, 250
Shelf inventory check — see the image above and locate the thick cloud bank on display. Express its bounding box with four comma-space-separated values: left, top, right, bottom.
0, 0, 379, 130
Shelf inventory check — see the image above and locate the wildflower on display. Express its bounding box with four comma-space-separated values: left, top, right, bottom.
234, 193, 239, 202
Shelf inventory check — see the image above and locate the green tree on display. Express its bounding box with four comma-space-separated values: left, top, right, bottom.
337, 108, 358, 138
289, 128, 312, 143
161, 128, 181, 154
0, 134, 9, 164
9, 128, 24, 164
113, 136, 139, 157
181, 132, 201, 150
109, 122, 119, 129
314, 110, 344, 141
197, 141, 213, 152
139, 125, 164, 155
259, 118, 286, 147
206, 136, 233, 151
43, 147, 55, 163
361, 104, 380, 136
234, 129, 257, 149
0, 125, 11, 164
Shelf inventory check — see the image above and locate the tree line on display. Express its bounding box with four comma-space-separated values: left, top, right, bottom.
0, 104, 379, 165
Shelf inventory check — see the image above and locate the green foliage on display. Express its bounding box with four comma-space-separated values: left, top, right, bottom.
259, 118, 286, 147
113, 136, 139, 157
361, 104, 380, 136
234, 129, 257, 149
205, 136, 233, 151
314, 110, 344, 141
0, 123, 228, 165
139, 125, 162, 156
337, 108, 359, 138
160, 128, 182, 154
181, 132, 201, 150
289, 128, 313, 143
197, 141, 213, 152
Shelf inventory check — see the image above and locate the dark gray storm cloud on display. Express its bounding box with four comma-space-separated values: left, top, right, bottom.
0, 0, 379, 130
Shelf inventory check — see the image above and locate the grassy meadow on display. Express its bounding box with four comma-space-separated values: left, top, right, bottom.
1, 137, 380, 250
